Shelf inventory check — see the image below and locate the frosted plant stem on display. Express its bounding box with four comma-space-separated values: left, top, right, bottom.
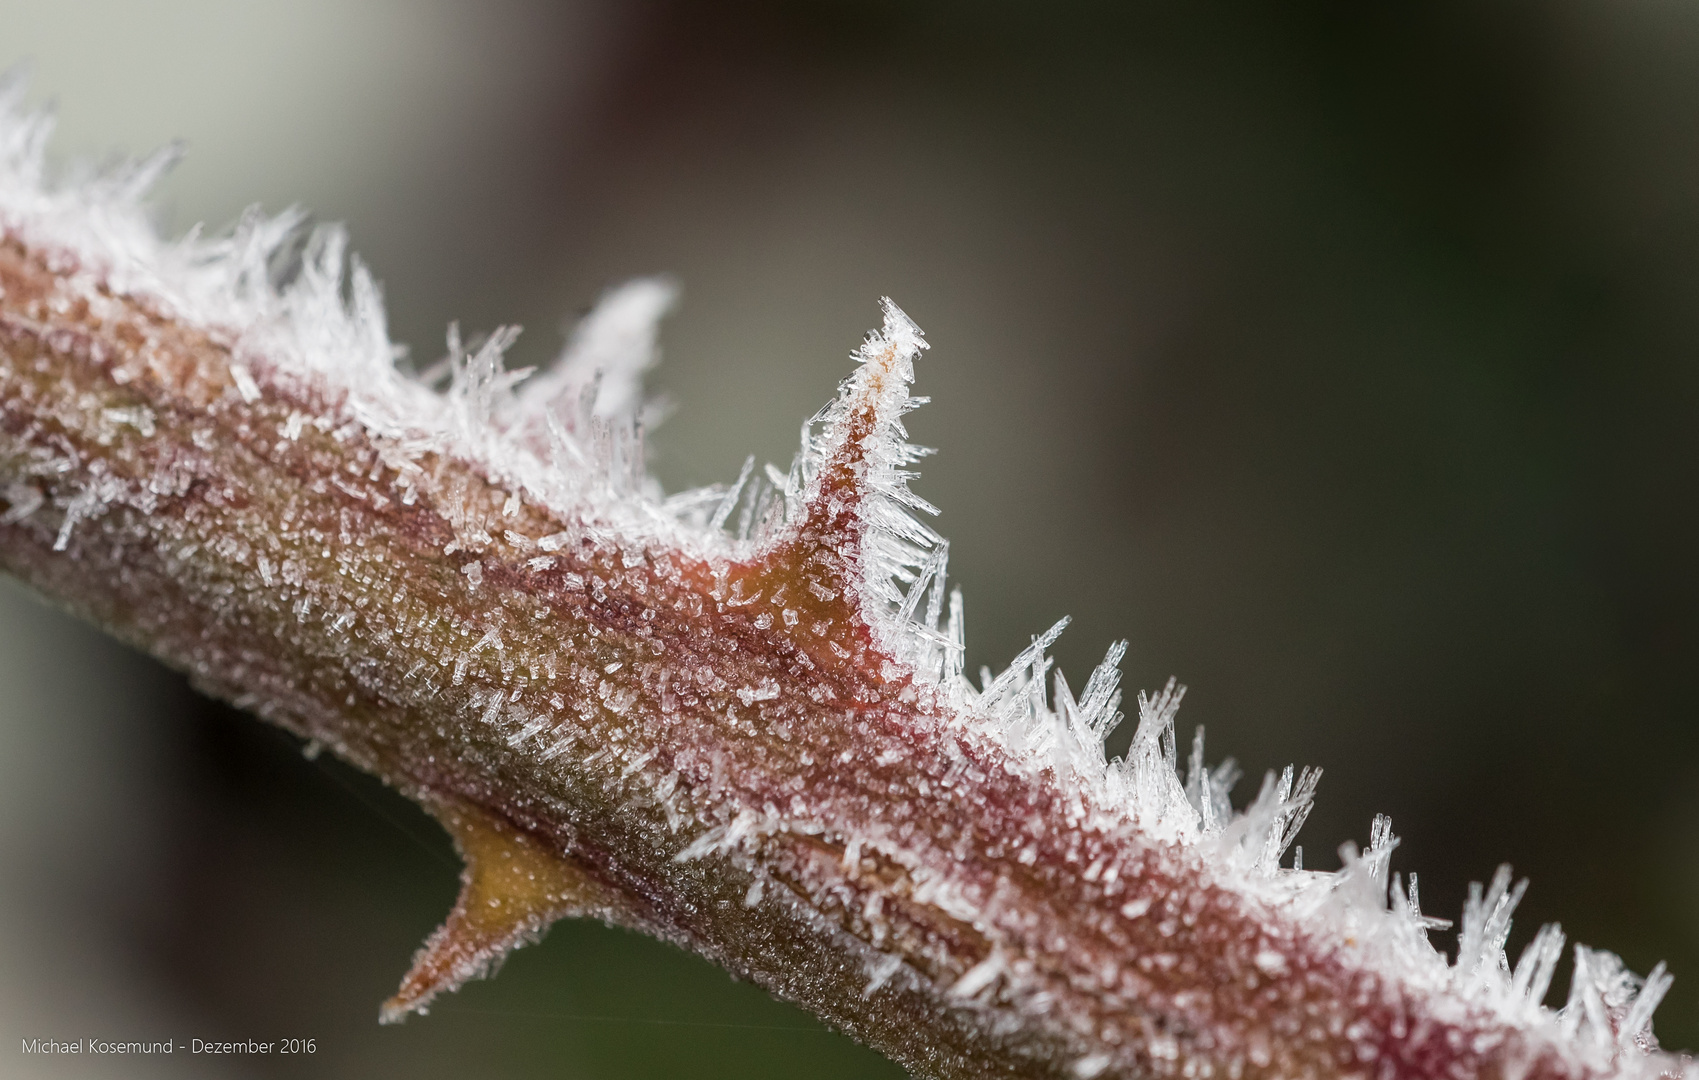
0, 82, 1690, 1080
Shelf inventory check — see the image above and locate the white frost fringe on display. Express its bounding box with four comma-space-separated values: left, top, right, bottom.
0, 73, 1684, 1078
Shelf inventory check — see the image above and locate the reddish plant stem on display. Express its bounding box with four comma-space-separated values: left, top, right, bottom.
0, 233, 1622, 1080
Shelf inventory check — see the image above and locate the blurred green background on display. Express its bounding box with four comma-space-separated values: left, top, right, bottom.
3, 2, 1699, 1077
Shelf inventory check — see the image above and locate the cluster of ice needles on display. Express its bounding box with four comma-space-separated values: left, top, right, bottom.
0, 73, 1682, 1073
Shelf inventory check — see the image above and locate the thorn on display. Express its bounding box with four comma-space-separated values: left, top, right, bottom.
718, 300, 929, 676
380, 798, 634, 1024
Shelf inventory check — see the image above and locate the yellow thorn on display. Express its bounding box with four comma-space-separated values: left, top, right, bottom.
380, 798, 627, 1023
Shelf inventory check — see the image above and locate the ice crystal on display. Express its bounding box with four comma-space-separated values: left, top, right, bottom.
0, 70, 1686, 1079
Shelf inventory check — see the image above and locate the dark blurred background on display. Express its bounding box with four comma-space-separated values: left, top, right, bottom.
4, 2, 1699, 1077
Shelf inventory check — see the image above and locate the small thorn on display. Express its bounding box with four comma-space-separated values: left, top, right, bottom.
716, 302, 929, 676
381, 798, 633, 1024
